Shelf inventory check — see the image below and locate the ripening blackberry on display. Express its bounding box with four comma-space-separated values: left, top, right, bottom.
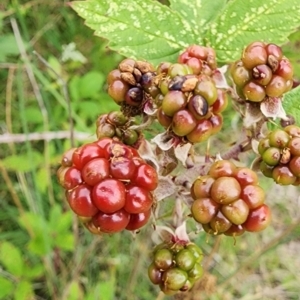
57, 138, 158, 234
190, 160, 271, 235
178, 44, 217, 76
258, 125, 300, 185
155, 59, 227, 144
148, 241, 204, 294
230, 42, 293, 102
107, 58, 156, 116
96, 111, 141, 146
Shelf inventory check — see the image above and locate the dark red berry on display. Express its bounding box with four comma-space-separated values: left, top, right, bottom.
66, 184, 98, 217
62, 167, 83, 190
92, 208, 130, 233
109, 157, 137, 180
132, 164, 158, 191
81, 158, 110, 186
124, 185, 153, 214
243, 204, 271, 232
92, 178, 126, 213
125, 209, 151, 231
72, 143, 104, 170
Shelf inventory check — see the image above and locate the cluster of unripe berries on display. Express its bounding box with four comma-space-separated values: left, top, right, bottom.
107, 45, 227, 144
230, 41, 293, 102
57, 137, 158, 234
259, 125, 300, 186
148, 241, 204, 295
96, 111, 140, 146
191, 160, 271, 236
107, 58, 155, 115
156, 63, 227, 143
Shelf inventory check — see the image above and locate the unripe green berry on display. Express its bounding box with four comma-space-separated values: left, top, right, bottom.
162, 267, 188, 291
154, 249, 173, 271
175, 249, 196, 271
262, 147, 281, 166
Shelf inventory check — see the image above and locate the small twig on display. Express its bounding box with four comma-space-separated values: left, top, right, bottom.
33, 50, 75, 147
5, 67, 15, 147
11, 18, 49, 131
0, 63, 22, 69
0, 162, 25, 216
0, 131, 93, 144
203, 235, 222, 271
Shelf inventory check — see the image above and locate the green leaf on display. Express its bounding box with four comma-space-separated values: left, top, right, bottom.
69, 75, 81, 102
86, 281, 115, 300
71, 0, 198, 65
0, 277, 13, 299
2, 151, 43, 172
66, 281, 84, 300
14, 281, 34, 300
55, 211, 73, 233
23, 107, 44, 125
205, 0, 300, 62
0, 34, 19, 62
49, 205, 62, 229
283, 85, 300, 124
54, 233, 75, 251
76, 100, 102, 120
23, 264, 44, 280
78, 71, 105, 98
35, 167, 48, 194
18, 213, 52, 256
0, 242, 24, 277
169, 0, 226, 35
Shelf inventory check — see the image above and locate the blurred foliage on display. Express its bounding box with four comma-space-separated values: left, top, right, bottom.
0, 1, 300, 300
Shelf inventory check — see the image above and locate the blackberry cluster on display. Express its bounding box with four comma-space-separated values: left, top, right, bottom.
230, 41, 293, 102
148, 241, 204, 295
57, 137, 158, 234
107, 58, 156, 116
259, 125, 300, 186
191, 160, 271, 236
155, 61, 227, 143
178, 44, 217, 76
96, 111, 141, 146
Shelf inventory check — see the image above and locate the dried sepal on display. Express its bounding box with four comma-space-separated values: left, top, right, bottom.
260, 96, 287, 120
211, 65, 229, 89
152, 131, 177, 151
174, 143, 192, 167
153, 176, 176, 202
243, 103, 264, 128
174, 222, 190, 243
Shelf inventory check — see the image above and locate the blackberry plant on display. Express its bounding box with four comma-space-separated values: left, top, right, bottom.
55, 0, 300, 296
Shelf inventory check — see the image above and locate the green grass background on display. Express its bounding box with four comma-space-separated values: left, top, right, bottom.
0, 1, 300, 299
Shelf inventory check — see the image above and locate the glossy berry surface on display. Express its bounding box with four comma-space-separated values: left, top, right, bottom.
231, 41, 293, 102
67, 184, 98, 217
191, 160, 270, 236
258, 126, 300, 185
92, 178, 126, 213
57, 137, 158, 234
92, 209, 130, 233
148, 241, 204, 294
